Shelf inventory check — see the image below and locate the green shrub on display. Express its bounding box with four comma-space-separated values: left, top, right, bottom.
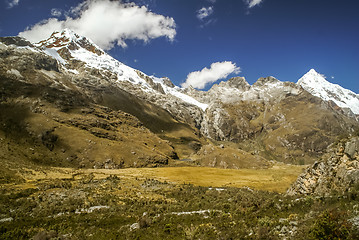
309, 210, 351, 240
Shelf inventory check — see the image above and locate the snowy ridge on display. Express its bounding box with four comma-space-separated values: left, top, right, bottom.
298, 69, 359, 115
206, 76, 301, 104
33, 30, 357, 115
37, 29, 104, 54
167, 88, 208, 111
36, 29, 208, 111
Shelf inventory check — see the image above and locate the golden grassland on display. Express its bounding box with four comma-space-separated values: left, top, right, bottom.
18, 163, 306, 193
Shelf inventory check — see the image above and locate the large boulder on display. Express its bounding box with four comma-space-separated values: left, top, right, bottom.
345, 137, 359, 159
287, 137, 359, 196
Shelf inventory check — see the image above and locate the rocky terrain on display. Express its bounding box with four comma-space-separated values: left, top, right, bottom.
1, 162, 359, 240
287, 136, 359, 196
192, 76, 358, 164
0, 34, 207, 169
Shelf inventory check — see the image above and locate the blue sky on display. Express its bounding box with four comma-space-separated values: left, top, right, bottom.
1, 0, 358, 93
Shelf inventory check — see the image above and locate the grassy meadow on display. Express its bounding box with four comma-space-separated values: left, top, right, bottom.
1, 164, 358, 239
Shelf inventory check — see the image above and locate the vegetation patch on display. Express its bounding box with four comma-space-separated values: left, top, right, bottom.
0, 165, 359, 239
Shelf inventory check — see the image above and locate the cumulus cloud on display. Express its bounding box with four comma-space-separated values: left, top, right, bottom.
182, 61, 241, 89
197, 6, 214, 21
51, 8, 62, 17
19, 18, 64, 43
7, 0, 19, 8
19, 0, 176, 50
245, 0, 264, 8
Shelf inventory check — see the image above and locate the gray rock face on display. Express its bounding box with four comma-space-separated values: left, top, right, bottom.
33, 55, 59, 72
345, 137, 359, 159
218, 77, 251, 91
0, 40, 59, 75
37, 30, 105, 56
253, 76, 280, 87
287, 138, 359, 196
0, 36, 33, 47
162, 77, 175, 88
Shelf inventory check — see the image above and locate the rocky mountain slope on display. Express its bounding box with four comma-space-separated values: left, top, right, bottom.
0, 31, 264, 169
287, 136, 359, 196
189, 75, 359, 164
1, 29, 359, 169
0, 35, 205, 169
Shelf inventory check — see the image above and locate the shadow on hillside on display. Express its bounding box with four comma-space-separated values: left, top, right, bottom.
94, 86, 190, 134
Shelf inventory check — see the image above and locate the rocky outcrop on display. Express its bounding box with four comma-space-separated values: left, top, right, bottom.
218, 77, 251, 91
37, 30, 105, 56
287, 137, 359, 196
253, 76, 280, 87
345, 137, 359, 158
0, 36, 34, 47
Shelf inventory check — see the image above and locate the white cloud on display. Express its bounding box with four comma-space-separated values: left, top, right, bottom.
19, 0, 176, 50
51, 8, 62, 17
7, 0, 19, 8
19, 18, 64, 43
245, 0, 264, 8
197, 6, 214, 21
182, 61, 241, 89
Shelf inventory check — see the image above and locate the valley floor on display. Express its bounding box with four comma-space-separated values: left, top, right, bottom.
1, 165, 358, 239
15, 164, 305, 193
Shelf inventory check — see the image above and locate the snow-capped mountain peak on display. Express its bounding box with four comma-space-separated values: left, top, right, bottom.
37, 29, 104, 56
297, 69, 326, 86
32, 30, 358, 116
36, 29, 208, 111
298, 69, 359, 115
37, 28, 82, 47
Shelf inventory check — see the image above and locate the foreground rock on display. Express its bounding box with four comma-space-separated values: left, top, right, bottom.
287, 137, 359, 196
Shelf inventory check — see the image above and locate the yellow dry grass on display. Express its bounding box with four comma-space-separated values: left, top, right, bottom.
136, 164, 305, 193
19, 164, 305, 193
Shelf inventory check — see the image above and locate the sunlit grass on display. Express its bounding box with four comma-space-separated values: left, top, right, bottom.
138, 164, 305, 193
21, 164, 305, 193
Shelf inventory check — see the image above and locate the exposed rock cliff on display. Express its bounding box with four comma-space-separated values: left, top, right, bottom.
195, 77, 358, 164
287, 137, 359, 196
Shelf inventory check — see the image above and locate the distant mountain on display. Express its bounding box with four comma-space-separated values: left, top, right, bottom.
37, 29, 208, 111
0, 29, 358, 169
193, 75, 358, 164
298, 69, 359, 116
0, 32, 209, 169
